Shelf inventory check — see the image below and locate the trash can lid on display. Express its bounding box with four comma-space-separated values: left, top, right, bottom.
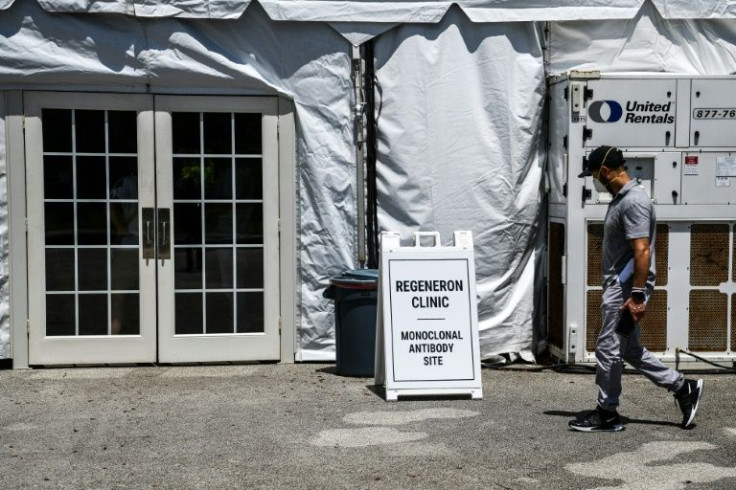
329, 268, 379, 289
343, 269, 379, 281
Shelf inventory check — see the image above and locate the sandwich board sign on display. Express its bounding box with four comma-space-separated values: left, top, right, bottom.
374, 231, 483, 401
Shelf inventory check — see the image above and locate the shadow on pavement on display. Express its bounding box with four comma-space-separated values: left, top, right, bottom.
316, 365, 339, 375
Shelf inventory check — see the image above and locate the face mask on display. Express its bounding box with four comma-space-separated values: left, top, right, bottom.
592, 167, 608, 194
593, 167, 621, 194
593, 178, 608, 194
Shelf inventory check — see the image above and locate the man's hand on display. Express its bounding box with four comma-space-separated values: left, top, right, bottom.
621, 296, 646, 324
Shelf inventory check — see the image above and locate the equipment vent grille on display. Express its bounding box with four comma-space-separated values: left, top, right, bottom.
689, 290, 728, 352
586, 290, 602, 352
587, 224, 604, 287
586, 224, 668, 286
655, 224, 669, 286
640, 289, 667, 351
690, 224, 729, 286
549, 223, 565, 349
585, 290, 667, 352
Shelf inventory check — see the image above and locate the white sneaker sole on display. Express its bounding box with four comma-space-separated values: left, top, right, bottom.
569, 423, 624, 433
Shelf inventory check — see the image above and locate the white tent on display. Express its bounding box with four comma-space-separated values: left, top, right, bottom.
1, 0, 735, 365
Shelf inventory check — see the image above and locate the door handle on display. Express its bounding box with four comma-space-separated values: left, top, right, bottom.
158, 208, 171, 260
142, 208, 155, 259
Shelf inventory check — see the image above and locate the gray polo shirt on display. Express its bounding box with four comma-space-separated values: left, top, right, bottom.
602, 180, 656, 293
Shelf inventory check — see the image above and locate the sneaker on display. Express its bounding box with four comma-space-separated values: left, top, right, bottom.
569, 407, 624, 432
675, 379, 703, 428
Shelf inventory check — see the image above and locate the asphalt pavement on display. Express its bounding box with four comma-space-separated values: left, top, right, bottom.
1, 363, 735, 489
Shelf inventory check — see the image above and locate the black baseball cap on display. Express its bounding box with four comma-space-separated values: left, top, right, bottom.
578, 145, 625, 178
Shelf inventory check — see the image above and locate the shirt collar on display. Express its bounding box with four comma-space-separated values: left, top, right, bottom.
612, 180, 638, 201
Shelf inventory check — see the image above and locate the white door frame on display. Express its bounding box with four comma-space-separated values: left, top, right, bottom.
24, 92, 157, 365
154, 95, 281, 363
5, 91, 29, 368
10, 91, 297, 367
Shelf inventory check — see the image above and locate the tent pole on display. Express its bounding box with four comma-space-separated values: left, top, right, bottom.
352, 44, 367, 268
364, 40, 379, 269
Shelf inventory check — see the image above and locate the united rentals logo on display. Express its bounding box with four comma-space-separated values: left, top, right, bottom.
588, 100, 674, 124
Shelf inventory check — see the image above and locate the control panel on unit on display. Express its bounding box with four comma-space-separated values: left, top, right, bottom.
680, 152, 736, 204
584, 152, 682, 205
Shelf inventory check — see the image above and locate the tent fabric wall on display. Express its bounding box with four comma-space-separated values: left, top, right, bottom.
9, 1, 736, 22
548, 1, 736, 74
2, 0, 736, 362
0, 1, 646, 21
0, 1, 356, 360
650, 0, 736, 19
374, 7, 546, 359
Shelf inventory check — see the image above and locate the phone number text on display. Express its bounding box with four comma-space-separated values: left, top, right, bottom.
693, 108, 736, 119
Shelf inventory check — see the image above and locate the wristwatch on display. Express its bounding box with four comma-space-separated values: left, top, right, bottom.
631, 290, 646, 302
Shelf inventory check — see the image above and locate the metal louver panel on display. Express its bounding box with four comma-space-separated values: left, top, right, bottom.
690, 224, 729, 286
549, 223, 565, 349
639, 290, 667, 352
689, 290, 728, 351
586, 290, 602, 352
587, 224, 604, 287
655, 224, 668, 286
586, 290, 667, 352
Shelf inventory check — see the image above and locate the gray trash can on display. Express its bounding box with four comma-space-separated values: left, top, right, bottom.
323, 269, 379, 376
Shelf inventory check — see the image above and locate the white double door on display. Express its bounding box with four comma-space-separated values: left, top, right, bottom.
26, 93, 280, 365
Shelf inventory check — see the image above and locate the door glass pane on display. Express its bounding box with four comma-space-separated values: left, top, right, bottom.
46, 249, 75, 291
236, 204, 263, 244
108, 111, 137, 153
42, 108, 140, 338
175, 248, 202, 289
235, 158, 262, 200
77, 203, 107, 245
43, 156, 73, 199
46, 295, 75, 336
111, 249, 139, 291
237, 248, 263, 289
75, 110, 105, 153
79, 294, 108, 335
203, 113, 231, 154
109, 157, 138, 196
205, 248, 233, 289
204, 158, 232, 199
112, 293, 140, 335
173, 158, 201, 200
110, 204, 139, 246
205, 203, 232, 244
172, 111, 265, 336
45, 202, 75, 245
78, 248, 107, 291
206, 293, 233, 333
234, 113, 261, 155
42, 109, 72, 152
174, 204, 202, 244
77, 156, 106, 199
175, 293, 203, 334
172, 112, 200, 154
237, 292, 264, 333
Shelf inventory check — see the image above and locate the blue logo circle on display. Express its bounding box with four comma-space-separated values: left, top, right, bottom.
588, 100, 623, 123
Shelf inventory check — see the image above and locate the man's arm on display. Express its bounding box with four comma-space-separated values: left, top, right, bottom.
622, 236, 650, 323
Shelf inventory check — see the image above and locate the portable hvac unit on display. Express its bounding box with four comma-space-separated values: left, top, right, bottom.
547, 71, 736, 367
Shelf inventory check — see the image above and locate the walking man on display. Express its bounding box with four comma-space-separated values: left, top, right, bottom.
569, 145, 703, 432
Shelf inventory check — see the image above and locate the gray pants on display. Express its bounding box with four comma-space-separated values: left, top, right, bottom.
596, 282, 684, 411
